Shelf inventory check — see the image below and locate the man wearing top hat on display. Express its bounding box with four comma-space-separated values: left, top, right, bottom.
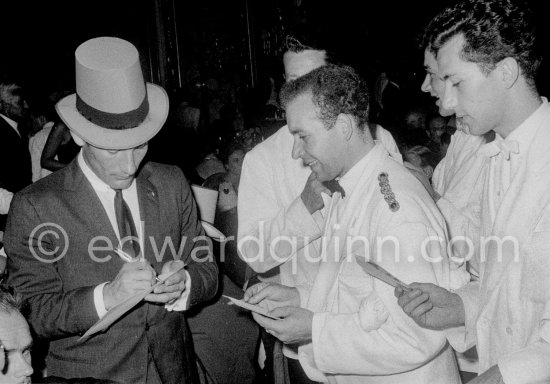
4, 37, 218, 383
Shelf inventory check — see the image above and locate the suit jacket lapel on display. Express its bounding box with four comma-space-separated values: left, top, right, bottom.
136, 167, 161, 265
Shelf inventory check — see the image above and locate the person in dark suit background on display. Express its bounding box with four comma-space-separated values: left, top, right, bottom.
0, 78, 32, 274
5, 37, 218, 383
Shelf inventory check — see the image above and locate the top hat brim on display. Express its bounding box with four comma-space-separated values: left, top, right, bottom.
55, 83, 169, 150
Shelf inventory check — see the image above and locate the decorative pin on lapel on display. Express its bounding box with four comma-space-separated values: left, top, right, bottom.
378, 172, 399, 212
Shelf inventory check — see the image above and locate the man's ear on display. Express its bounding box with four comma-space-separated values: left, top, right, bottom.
334, 113, 354, 141
498, 57, 520, 89
69, 131, 85, 147
423, 165, 434, 179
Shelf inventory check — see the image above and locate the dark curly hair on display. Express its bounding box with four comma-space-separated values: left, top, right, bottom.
280, 64, 373, 136
420, 0, 541, 89
0, 284, 22, 314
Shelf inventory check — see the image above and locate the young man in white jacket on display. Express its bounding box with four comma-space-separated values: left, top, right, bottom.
396, 1, 550, 383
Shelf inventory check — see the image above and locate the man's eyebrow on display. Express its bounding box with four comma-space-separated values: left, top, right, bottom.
442, 73, 457, 80
4, 341, 33, 353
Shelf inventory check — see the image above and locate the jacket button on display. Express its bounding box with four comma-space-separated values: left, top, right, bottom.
145, 323, 150, 331
505, 326, 513, 335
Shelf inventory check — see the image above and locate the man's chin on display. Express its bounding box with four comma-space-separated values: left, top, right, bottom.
109, 178, 134, 190
438, 107, 454, 117
312, 171, 332, 183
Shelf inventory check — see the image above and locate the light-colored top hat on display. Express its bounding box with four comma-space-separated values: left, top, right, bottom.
56, 36, 169, 150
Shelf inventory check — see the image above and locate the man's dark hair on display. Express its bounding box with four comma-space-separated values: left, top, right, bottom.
0, 285, 22, 314
280, 64, 373, 136
420, 0, 541, 88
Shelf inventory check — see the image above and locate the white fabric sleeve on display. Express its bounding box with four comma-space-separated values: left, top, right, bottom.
93, 282, 109, 319
0, 188, 13, 215
165, 270, 192, 311
237, 151, 321, 274
499, 340, 550, 384
498, 229, 550, 384
446, 281, 480, 353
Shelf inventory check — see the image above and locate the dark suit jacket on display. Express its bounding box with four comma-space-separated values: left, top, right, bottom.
5, 159, 218, 383
0, 115, 31, 231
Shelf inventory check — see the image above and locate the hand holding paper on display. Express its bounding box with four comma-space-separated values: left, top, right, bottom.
223, 295, 281, 320
79, 262, 186, 342
103, 260, 157, 311
145, 260, 188, 304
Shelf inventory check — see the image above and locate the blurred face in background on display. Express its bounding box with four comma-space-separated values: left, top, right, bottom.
0, 85, 29, 122
283, 50, 327, 82
226, 149, 245, 177
428, 116, 446, 142
405, 111, 426, 130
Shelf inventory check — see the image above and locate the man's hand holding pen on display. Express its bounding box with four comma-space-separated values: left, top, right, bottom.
145, 260, 187, 304
104, 247, 187, 309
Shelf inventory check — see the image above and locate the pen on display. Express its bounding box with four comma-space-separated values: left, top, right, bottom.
113, 248, 162, 283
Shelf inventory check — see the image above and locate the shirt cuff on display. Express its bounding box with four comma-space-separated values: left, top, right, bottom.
94, 282, 109, 319
165, 270, 192, 311
0, 188, 13, 215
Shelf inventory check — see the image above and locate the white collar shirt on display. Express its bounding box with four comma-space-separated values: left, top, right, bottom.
479, 98, 546, 231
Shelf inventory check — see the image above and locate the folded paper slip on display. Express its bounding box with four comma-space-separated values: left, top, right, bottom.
355, 257, 411, 290
223, 295, 281, 320
78, 263, 185, 342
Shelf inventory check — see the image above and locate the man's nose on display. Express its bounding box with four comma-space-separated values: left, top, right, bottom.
291, 138, 303, 160
120, 150, 138, 175
440, 83, 457, 112
420, 73, 431, 93
15, 354, 34, 379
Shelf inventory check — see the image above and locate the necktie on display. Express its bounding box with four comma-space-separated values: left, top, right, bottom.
323, 179, 346, 198
114, 189, 140, 259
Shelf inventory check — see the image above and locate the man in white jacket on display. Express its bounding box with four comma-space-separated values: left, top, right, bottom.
246, 64, 461, 383
396, 1, 550, 383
